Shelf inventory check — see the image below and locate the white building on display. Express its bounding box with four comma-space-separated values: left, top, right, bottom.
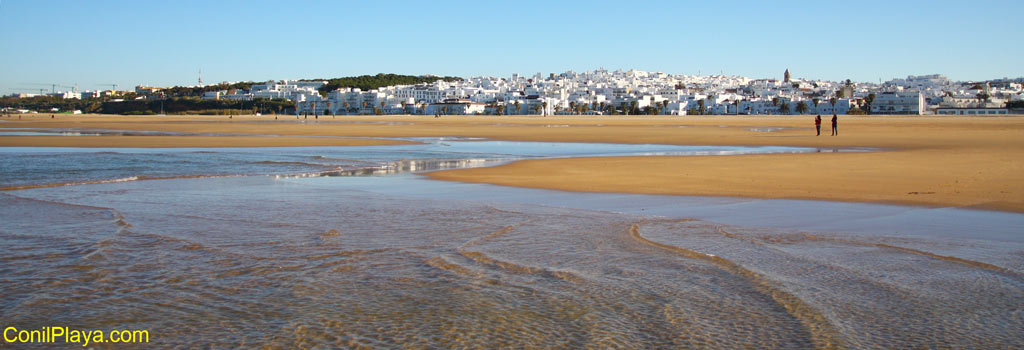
425, 99, 485, 115
870, 91, 924, 115
935, 107, 1009, 115
816, 99, 855, 115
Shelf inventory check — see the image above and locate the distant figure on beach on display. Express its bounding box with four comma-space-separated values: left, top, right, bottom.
51, 114, 54, 118
831, 114, 838, 136
814, 115, 821, 136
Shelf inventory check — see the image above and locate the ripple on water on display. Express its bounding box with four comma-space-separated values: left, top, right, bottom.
1, 174, 1022, 348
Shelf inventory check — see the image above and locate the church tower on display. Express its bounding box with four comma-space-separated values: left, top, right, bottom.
784, 69, 791, 83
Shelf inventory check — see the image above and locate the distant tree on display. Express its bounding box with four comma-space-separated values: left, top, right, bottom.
316, 73, 463, 95
829, 97, 837, 107
568, 101, 577, 115
779, 103, 791, 114
771, 97, 780, 106
796, 101, 808, 114
977, 92, 990, 101
496, 104, 505, 116
865, 93, 876, 114
541, 102, 548, 116
812, 98, 820, 108
514, 100, 521, 115
697, 100, 705, 115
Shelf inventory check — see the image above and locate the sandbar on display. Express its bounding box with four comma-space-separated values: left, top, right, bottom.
2, 113, 1023, 212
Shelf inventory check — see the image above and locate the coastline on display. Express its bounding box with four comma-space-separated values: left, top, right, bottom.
3, 113, 1023, 213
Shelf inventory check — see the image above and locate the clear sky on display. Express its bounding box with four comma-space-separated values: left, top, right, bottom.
1, 0, 1021, 93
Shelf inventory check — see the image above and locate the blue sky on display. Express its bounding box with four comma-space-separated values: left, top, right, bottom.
1, 0, 1021, 93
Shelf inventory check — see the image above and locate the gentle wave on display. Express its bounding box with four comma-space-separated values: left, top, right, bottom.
0, 174, 247, 191
253, 160, 336, 167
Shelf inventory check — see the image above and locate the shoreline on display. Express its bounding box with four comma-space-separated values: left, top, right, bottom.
2, 113, 1023, 213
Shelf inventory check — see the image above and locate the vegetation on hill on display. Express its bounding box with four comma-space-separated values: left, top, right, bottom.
160, 82, 258, 97
313, 73, 462, 95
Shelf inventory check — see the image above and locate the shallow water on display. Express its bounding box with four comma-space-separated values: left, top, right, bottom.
0, 139, 1021, 349
0, 138, 832, 189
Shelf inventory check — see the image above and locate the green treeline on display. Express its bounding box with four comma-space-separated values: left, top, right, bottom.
314, 74, 462, 95
0, 96, 294, 115
100, 97, 295, 115
1, 95, 95, 113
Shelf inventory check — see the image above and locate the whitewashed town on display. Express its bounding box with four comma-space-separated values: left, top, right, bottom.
8, 69, 1023, 116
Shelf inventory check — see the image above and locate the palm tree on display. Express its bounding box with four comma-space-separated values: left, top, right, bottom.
513, 101, 521, 115
630, 101, 639, 115
569, 101, 577, 115
496, 104, 505, 116
380, 101, 386, 114
541, 102, 548, 116
696, 100, 705, 115
796, 101, 808, 114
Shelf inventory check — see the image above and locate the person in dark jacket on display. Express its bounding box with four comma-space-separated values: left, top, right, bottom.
814, 115, 821, 136
831, 114, 838, 136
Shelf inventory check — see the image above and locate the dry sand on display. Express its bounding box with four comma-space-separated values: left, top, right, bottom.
3, 113, 1023, 212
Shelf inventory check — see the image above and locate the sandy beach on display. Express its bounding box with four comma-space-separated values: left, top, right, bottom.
3, 113, 1023, 212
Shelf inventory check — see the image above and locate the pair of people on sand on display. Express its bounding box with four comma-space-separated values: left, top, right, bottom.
815, 114, 837, 136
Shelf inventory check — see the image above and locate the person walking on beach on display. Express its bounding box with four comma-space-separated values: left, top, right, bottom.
831, 114, 838, 136
814, 115, 821, 136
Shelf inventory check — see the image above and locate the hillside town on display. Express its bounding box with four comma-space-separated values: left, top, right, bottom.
6, 69, 1023, 116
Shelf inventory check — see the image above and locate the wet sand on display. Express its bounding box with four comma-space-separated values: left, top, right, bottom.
3, 113, 1023, 212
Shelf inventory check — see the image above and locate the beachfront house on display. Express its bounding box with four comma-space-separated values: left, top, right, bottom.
870, 91, 925, 115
